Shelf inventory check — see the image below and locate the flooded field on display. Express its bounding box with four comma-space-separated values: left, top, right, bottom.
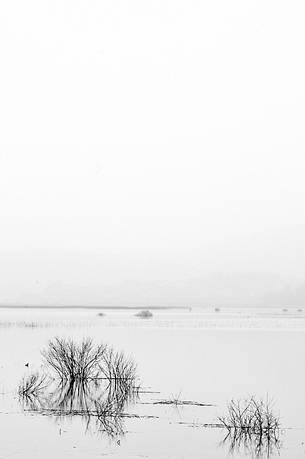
0, 306, 305, 458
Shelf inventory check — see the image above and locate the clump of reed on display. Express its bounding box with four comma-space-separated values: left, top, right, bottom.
219, 397, 280, 457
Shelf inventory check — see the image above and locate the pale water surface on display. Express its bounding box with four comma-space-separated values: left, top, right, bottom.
0, 307, 304, 459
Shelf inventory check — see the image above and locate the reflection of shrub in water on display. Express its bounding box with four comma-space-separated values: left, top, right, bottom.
218, 397, 280, 458
19, 337, 139, 440
220, 427, 280, 459
20, 379, 134, 439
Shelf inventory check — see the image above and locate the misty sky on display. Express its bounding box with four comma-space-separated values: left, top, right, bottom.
0, 0, 304, 306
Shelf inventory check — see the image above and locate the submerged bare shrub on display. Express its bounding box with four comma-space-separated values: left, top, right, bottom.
219, 397, 280, 458
41, 337, 107, 381
219, 397, 279, 433
100, 347, 137, 384
42, 337, 137, 386
18, 372, 48, 397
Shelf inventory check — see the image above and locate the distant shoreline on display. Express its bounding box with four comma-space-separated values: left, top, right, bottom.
0, 305, 301, 310
0, 305, 190, 310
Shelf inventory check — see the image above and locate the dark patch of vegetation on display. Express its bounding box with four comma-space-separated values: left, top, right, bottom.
135, 310, 153, 318
139, 390, 214, 407
143, 391, 214, 407
177, 421, 223, 428
153, 399, 213, 407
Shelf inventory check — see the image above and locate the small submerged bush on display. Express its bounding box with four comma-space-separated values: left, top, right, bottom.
219, 397, 279, 433
18, 372, 48, 397
99, 347, 136, 381
219, 397, 280, 457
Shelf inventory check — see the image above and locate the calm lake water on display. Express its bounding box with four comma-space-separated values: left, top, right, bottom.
0, 306, 305, 458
